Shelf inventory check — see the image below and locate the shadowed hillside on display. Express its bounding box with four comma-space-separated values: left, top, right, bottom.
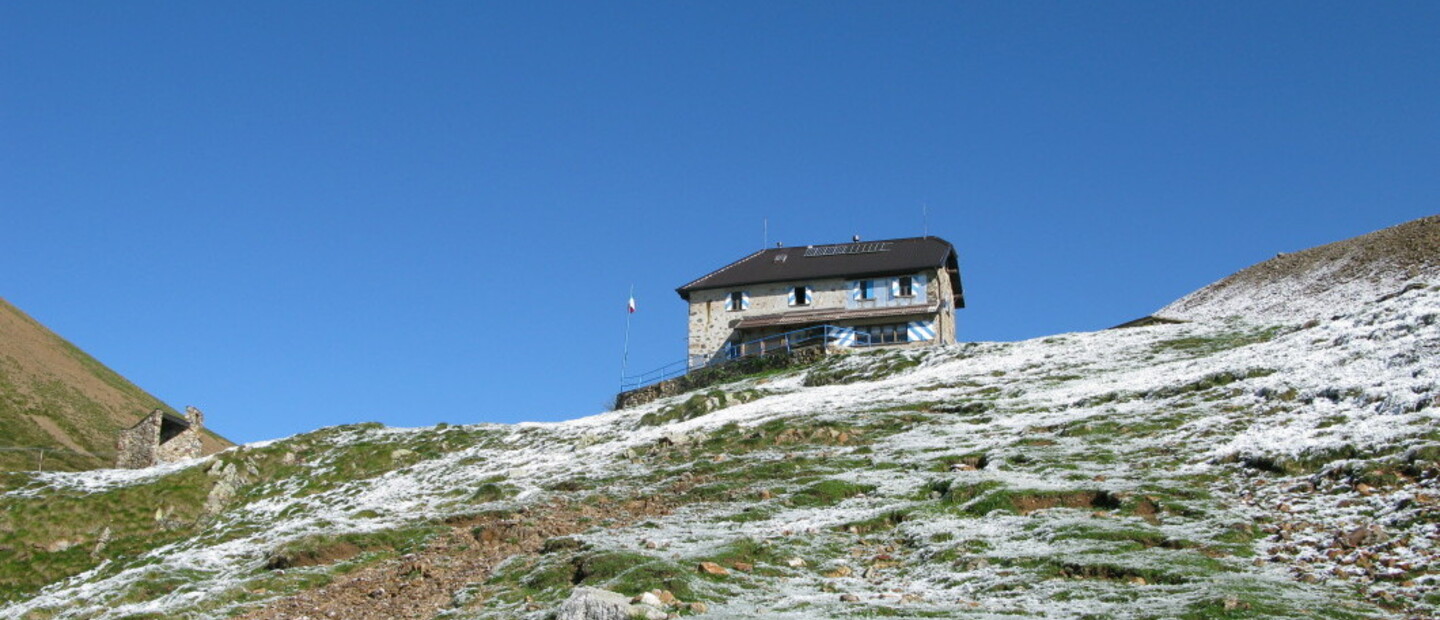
0, 297, 231, 472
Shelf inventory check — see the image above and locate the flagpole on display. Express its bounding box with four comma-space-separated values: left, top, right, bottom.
621, 284, 634, 387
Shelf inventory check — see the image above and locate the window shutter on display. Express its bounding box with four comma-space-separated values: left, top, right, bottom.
741, 292, 750, 310
907, 320, 936, 342
724, 295, 734, 311
850, 281, 861, 301
890, 278, 900, 299
804, 287, 813, 305
787, 288, 796, 305
914, 274, 928, 299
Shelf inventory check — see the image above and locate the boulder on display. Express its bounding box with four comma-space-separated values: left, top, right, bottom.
628, 604, 667, 620
556, 587, 632, 620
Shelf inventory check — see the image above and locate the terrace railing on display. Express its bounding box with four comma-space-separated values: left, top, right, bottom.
620, 324, 871, 392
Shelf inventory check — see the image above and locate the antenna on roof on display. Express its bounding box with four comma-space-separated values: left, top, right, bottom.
923, 201, 930, 238
763, 218, 768, 250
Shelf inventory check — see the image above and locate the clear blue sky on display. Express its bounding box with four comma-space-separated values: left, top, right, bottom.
3, 2, 1437, 444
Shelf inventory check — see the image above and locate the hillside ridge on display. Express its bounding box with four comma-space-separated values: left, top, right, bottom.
1156, 214, 1440, 322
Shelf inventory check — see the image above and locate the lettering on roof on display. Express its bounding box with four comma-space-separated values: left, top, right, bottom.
802, 242, 894, 258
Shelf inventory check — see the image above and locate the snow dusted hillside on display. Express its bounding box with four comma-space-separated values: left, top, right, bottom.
3, 217, 1438, 619
2, 278, 1437, 618
1157, 215, 1440, 323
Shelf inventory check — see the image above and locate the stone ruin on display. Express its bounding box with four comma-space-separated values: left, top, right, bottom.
116, 406, 205, 469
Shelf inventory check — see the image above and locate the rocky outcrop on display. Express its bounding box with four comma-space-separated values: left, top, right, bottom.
554, 587, 632, 620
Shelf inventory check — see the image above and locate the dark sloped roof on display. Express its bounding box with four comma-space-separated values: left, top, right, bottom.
677, 236, 964, 306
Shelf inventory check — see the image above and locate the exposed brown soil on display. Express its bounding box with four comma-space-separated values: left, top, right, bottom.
23, 414, 91, 456
1013, 491, 1120, 515
1133, 496, 1161, 525
266, 541, 365, 571
237, 492, 685, 619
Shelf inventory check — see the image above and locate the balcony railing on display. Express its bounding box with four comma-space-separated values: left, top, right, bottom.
620, 324, 871, 392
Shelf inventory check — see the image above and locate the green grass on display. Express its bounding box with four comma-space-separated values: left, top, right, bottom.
920, 479, 1004, 505
838, 509, 912, 535
640, 390, 761, 427
803, 350, 923, 386
0, 465, 213, 601
573, 551, 702, 600
718, 507, 775, 523
789, 479, 876, 507
1154, 326, 1285, 357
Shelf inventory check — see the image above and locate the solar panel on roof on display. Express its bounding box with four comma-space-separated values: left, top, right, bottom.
803, 241, 894, 257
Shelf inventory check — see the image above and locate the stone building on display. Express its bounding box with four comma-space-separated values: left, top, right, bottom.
676, 236, 964, 365
116, 406, 205, 469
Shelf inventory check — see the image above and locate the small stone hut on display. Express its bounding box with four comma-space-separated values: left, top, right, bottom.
116, 406, 205, 469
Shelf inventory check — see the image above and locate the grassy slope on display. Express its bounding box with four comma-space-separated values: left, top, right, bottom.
1, 284, 1436, 619
0, 298, 232, 472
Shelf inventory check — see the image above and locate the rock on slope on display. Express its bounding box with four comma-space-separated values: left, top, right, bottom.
0, 297, 232, 472
1157, 214, 1440, 323
0, 219, 1437, 619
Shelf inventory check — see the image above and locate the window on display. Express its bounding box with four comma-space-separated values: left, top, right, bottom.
858, 323, 908, 345
726, 291, 748, 311
897, 276, 914, 297
859, 280, 874, 300
790, 285, 811, 306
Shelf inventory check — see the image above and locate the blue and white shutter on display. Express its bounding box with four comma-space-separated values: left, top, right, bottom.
788, 286, 812, 306
913, 274, 927, 300
724, 292, 751, 311
907, 320, 936, 342
850, 281, 862, 302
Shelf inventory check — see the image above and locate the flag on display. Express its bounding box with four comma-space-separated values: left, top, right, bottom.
628, 295, 636, 313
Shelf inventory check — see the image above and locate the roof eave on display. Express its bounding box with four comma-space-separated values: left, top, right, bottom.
680, 264, 951, 299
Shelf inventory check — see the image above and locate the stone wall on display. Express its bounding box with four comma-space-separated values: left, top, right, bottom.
932, 267, 958, 345
616, 346, 826, 409
115, 407, 205, 469
686, 268, 953, 362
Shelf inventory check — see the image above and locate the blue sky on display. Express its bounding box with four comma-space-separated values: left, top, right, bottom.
3, 2, 1437, 444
